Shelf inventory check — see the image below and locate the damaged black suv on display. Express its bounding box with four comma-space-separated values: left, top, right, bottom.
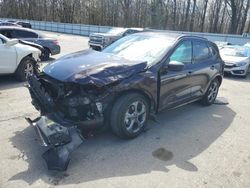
27, 32, 224, 170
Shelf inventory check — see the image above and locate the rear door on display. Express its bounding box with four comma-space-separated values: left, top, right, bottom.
188, 40, 218, 98
159, 40, 194, 111
0, 37, 17, 74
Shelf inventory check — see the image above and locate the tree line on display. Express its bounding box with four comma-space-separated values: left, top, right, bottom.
0, 0, 250, 34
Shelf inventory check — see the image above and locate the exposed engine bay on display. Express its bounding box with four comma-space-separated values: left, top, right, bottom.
27, 73, 113, 128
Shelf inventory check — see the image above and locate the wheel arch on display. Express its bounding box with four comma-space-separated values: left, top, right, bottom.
15, 54, 36, 72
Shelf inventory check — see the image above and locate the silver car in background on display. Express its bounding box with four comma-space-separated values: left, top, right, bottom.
220, 45, 250, 78
89, 28, 143, 51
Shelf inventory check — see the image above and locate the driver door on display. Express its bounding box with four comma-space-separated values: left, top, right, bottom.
159, 40, 194, 111
0, 38, 17, 74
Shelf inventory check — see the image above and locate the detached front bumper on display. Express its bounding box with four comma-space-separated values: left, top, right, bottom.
26, 116, 84, 171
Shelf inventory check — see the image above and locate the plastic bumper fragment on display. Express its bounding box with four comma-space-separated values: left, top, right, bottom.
25, 116, 84, 171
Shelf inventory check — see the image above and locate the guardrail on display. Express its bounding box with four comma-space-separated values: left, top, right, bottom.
1, 18, 250, 45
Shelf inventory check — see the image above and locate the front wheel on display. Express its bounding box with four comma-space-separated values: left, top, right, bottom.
200, 78, 220, 106
15, 57, 36, 82
110, 93, 149, 139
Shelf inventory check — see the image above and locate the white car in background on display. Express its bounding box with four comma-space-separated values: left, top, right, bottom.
0, 34, 41, 81
220, 45, 250, 78
214, 41, 232, 49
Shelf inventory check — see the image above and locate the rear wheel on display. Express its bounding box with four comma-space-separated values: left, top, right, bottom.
200, 78, 220, 106
110, 93, 149, 139
15, 56, 35, 82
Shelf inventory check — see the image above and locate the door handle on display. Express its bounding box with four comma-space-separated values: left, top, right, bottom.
173, 74, 187, 80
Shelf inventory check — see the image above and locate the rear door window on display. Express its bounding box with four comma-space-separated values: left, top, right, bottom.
193, 41, 211, 62
12, 30, 38, 38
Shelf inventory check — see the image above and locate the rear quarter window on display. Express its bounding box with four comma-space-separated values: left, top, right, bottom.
208, 43, 219, 58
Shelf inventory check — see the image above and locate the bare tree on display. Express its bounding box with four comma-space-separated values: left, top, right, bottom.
0, 0, 249, 34
200, 0, 208, 32
189, 0, 197, 31
239, 0, 250, 33
226, 0, 238, 34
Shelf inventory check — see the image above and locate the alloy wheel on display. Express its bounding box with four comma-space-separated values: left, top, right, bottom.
24, 62, 34, 79
124, 101, 147, 133
208, 81, 218, 103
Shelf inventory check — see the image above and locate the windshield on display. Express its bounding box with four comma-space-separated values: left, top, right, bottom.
102, 34, 175, 65
220, 46, 250, 57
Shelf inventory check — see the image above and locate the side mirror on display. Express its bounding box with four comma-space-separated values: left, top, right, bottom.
168, 61, 185, 71
5, 39, 19, 46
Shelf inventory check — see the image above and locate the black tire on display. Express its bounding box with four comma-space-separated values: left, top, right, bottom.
110, 93, 149, 139
90, 45, 101, 51
200, 78, 220, 106
15, 56, 36, 82
40, 48, 50, 61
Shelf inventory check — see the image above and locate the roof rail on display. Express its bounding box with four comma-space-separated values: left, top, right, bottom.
178, 34, 208, 41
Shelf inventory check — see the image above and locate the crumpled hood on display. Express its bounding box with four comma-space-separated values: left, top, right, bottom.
15, 43, 41, 58
43, 49, 147, 86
